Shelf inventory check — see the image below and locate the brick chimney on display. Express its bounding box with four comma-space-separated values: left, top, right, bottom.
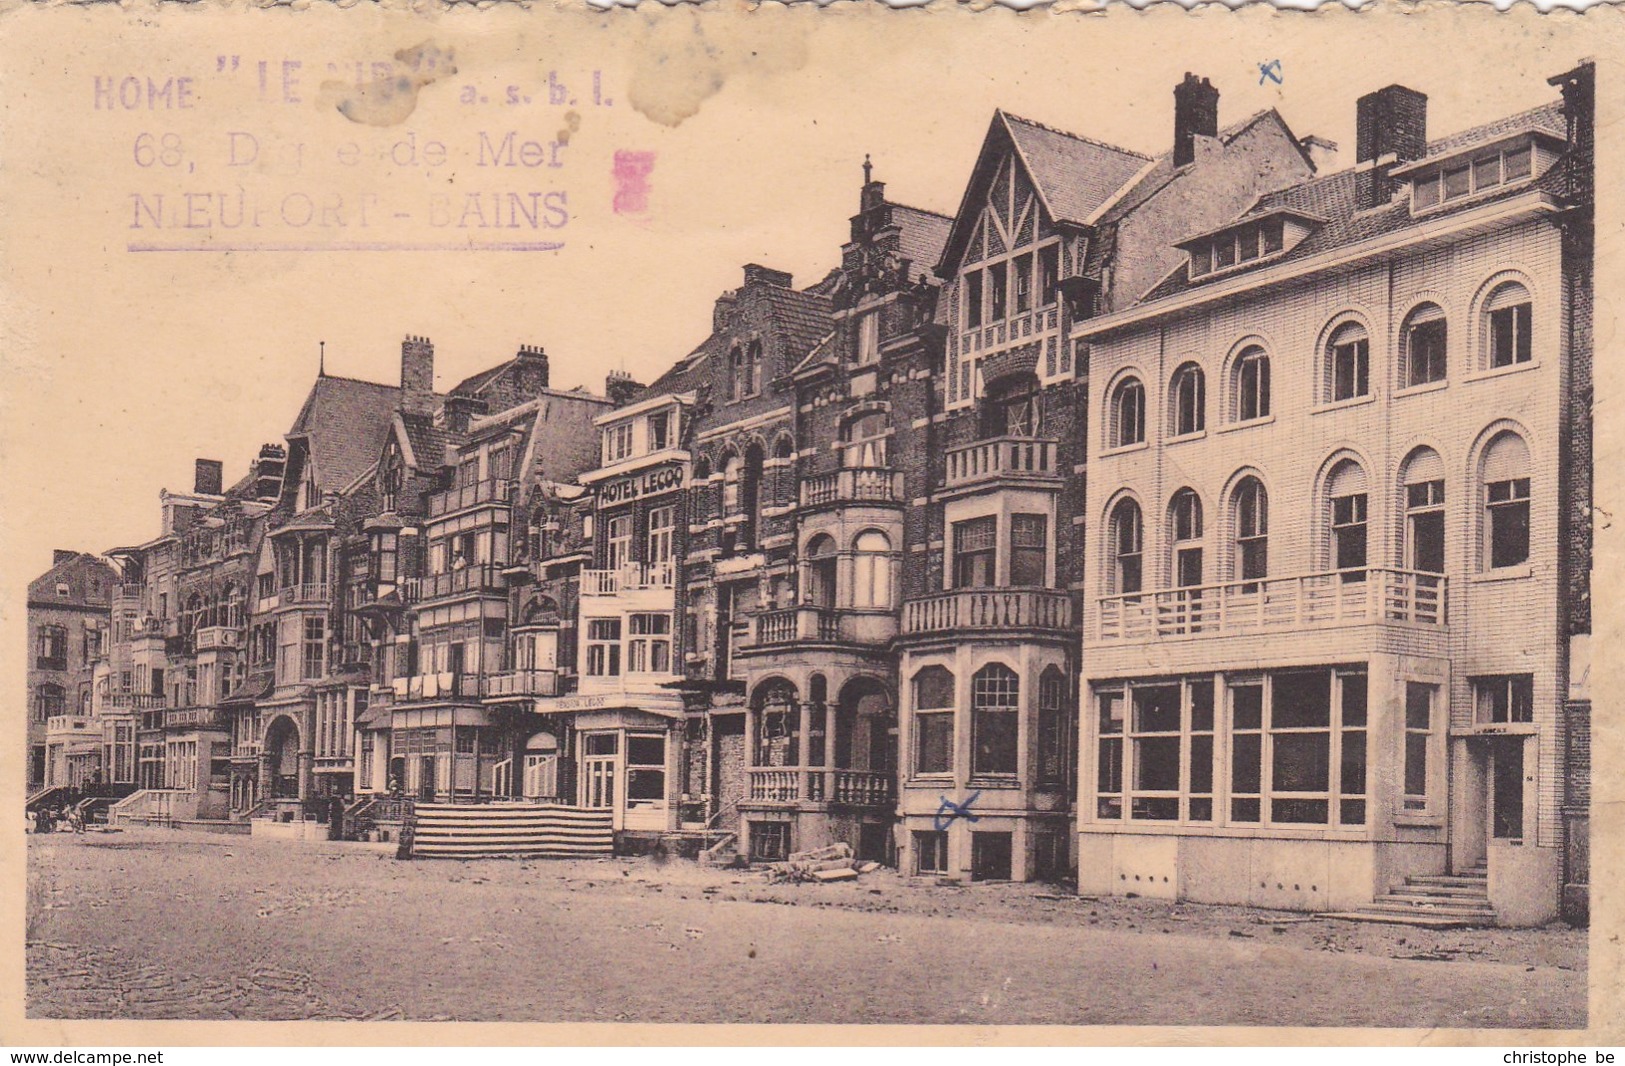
1173, 73, 1220, 168
53, 549, 76, 567
1356, 85, 1427, 208
743, 264, 794, 289
401, 334, 435, 417
1356, 85, 1428, 165
713, 291, 737, 333
606, 370, 643, 408
516, 344, 550, 389
439, 394, 489, 434
254, 443, 286, 501
194, 458, 223, 496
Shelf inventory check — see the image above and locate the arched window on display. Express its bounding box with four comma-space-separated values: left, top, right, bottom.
1401, 448, 1446, 574
1326, 459, 1369, 580
1169, 363, 1206, 437
1109, 376, 1145, 448
971, 662, 1020, 776
842, 412, 889, 468
1232, 345, 1271, 422
1402, 303, 1448, 387
721, 453, 741, 515
804, 534, 837, 606
753, 678, 800, 767
1326, 321, 1370, 402
1169, 488, 1204, 588
746, 340, 763, 397
728, 345, 745, 401
1233, 477, 1268, 584
1484, 282, 1533, 369
740, 444, 764, 548
913, 665, 955, 776
772, 435, 793, 461
851, 530, 892, 609
1109, 498, 1144, 594
1480, 431, 1531, 569
982, 373, 1040, 439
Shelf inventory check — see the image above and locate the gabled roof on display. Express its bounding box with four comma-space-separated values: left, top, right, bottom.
399, 412, 460, 473
938, 111, 1150, 274
286, 375, 402, 493
761, 285, 834, 361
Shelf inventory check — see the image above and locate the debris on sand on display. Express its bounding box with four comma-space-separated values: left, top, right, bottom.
762, 842, 876, 884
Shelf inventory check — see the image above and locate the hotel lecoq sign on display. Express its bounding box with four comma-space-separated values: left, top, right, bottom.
596, 463, 685, 504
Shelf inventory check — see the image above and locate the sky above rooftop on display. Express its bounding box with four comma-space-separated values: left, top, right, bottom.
1, 4, 1589, 574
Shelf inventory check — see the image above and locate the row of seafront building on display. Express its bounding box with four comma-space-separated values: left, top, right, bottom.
28, 62, 1592, 925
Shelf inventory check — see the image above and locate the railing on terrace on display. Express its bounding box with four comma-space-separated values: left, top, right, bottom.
1094, 568, 1448, 643
164, 706, 227, 730
428, 478, 513, 518
753, 607, 845, 646
581, 561, 675, 596
373, 795, 415, 823
391, 671, 472, 701
902, 587, 1073, 637
45, 715, 96, 735
106, 692, 166, 712
482, 669, 572, 698
280, 582, 331, 605
194, 625, 241, 651
799, 467, 903, 508
407, 563, 507, 602
945, 436, 1059, 488
746, 768, 895, 806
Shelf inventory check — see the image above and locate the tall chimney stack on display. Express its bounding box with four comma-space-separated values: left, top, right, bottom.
401, 334, 436, 418
1173, 73, 1221, 168
1356, 85, 1428, 208
194, 458, 223, 496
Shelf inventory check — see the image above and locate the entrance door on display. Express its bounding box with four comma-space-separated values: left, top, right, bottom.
417, 755, 437, 802
580, 733, 618, 817
1491, 738, 1525, 842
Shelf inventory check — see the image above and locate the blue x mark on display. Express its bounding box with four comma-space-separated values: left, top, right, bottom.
933, 790, 983, 832
1259, 59, 1284, 86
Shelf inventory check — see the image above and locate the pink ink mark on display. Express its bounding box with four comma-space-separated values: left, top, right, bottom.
613, 150, 657, 216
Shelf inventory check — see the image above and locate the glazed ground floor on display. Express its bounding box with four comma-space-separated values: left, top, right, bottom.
1076, 650, 1579, 924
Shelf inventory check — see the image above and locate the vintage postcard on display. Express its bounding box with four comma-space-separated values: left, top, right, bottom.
2, 0, 1619, 1045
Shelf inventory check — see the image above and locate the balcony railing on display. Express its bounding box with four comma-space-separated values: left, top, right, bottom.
46, 715, 97, 735
746, 768, 896, 806
428, 478, 512, 518
106, 692, 166, 712
1094, 568, 1448, 643
945, 436, 1059, 489
280, 582, 331, 605
902, 587, 1074, 637
482, 669, 573, 699
752, 606, 846, 646
748, 769, 801, 802
831, 770, 894, 806
407, 564, 508, 603
800, 467, 903, 508
581, 562, 675, 596
390, 672, 472, 701
163, 706, 227, 730
194, 625, 241, 651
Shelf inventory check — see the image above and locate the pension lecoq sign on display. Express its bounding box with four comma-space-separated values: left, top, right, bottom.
597, 464, 685, 504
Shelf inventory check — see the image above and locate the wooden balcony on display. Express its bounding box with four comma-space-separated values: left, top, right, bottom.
799, 467, 903, 509
1094, 568, 1447, 644
902, 587, 1074, 639
390, 672, 474, 702
428, 478, 512, 518
407, 564, 507, 603
482, 669, 574, 699
944, 436, 1061, 491
581, 562, 674, 596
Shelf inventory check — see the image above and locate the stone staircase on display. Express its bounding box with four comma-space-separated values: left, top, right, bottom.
1321, 862, 1495, 928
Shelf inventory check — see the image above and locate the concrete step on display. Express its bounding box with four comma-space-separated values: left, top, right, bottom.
1398, 882, 1491, 898
1380, 894, 1496, 912
1318, 911, 1487, 929
1406, 874, 1489, 889
1361, 903, 1496, 922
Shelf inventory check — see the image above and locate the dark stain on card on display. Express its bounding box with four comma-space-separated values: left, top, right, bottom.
324, 42, 457, 128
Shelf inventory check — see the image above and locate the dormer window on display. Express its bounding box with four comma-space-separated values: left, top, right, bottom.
604, 422, 634, 464
1186, 217, 1289, 280
647, 410, 670, 451
1409, 139, 1540, 211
